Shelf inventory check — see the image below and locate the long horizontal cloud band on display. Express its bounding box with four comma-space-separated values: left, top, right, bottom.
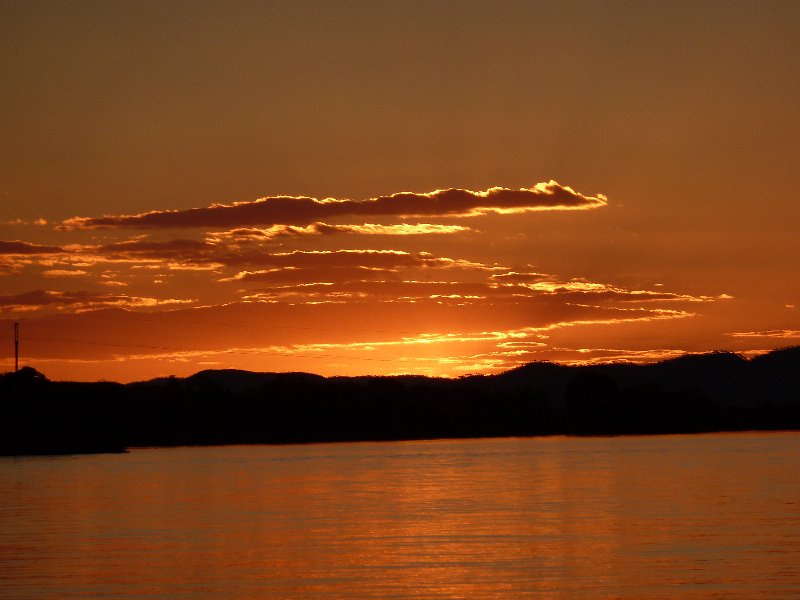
59, 181, 607, 230
0, 240, 65, 254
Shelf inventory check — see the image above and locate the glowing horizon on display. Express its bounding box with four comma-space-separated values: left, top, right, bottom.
0, 178, 774, 382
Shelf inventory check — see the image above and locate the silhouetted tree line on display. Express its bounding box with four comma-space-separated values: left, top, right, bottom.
2, 348, 799, 455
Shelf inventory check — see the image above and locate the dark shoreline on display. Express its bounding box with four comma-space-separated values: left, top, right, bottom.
5, 428, 800, 458
2, 347, 799, 456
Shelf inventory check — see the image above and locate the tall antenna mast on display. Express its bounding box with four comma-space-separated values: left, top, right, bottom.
14, 322, 19, 372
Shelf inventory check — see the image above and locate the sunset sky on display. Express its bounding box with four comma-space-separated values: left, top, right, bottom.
2, 0, 799, 382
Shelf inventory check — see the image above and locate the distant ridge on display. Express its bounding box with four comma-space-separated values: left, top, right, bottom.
2, 347, 799, 455
132, 369, 327, 395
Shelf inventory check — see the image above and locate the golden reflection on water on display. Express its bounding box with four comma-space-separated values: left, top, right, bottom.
1, 433, 800, 598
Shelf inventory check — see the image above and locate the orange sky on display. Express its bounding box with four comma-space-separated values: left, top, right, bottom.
1, 0, 798, 382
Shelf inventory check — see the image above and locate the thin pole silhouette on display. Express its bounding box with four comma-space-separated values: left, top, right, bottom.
14, 322, 19, 372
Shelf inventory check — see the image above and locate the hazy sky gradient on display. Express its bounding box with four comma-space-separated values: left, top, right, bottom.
1, 0, 798, 381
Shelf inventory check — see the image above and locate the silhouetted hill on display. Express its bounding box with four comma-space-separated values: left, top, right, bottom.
5, 365, 48, 382
750, 346, 800, 379
2, 347, 799, 455
0, 368, 126, 455
490, 361, 579, 405
130, 369, 326, 394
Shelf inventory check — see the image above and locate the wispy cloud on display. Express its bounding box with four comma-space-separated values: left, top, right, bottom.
728, 329, 800, 339
540, 347, 693, 366
58, 181, 607, 230
490, 271, 550, 283
238, 274, 724, 305
216, 249, 487, 281
0, 290, 194, 313
229, 267, 401, 285
1, 218, 48, 227
42, 269, 89, 277
0, 292, 702, 379
0, 236, 499, 283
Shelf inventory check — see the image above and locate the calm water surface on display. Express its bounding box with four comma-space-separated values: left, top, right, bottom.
1, 432, 799, 599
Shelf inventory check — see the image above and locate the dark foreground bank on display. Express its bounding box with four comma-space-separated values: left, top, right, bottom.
2, 347, 799, 455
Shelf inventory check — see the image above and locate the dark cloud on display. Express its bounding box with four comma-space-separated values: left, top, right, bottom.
0, 290, 83, 307
3, 236, 489, 274
206, 222, 472, 243
0, 238, 222, 274
0, 240, 65, 254
98, 238, 212, 260
58, 181, 607, 230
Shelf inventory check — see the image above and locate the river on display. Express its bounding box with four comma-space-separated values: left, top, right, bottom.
1, 432, 799, 598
